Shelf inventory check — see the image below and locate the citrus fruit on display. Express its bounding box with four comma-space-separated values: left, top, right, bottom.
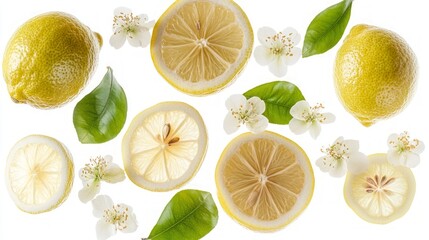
3, 12, 102, 109
151, 0, 253, 95
5, 135, 74, 214
215, 131, 314, 231
334, 24, 417, 126
344, 153, 416, 224
122, 102, 208, 191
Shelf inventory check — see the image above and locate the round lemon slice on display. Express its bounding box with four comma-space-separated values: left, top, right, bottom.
122, 102, 208, 191
5, 135, 74, 214
151, 0, 253, 95
344, 153, 416, 224
216, 131, 314, 231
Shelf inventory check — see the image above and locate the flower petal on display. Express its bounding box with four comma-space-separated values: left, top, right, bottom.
284, 47, 302, 65
413, 140, 425, 154
225, 94, 247, 111
281, 27, 301, 45
309, 122, 321, 139
387, 150, 401, 166
137, 13, 149, 23
114, 7, 131, 16
103, 163, 125, 183
257, 26, 277, 45
246, 115, 268, 134
343, 139, 359, 153
92, 195, 114, 218
290, 100, 310, 120
79, 168, 94, 181
315, 156, 331, 173
79, 181, 101, 203
289, 118, 310, 135
320, 112, 336, 124
401, 152, 420, 168
329, 160, 347, 177
142, 20, 155, 30
247, 96, 265, 114
96, 219, 117, 240
346, 152, 369, 174
134, 28, 151, 48
127, 34, 142, 47
268, 55, 288, 77
387, 133, 399, 148
109, 33, 126, 49
104, 155, 113, 164
121, 207, 138, 233
254, 45, 274, 66
223, 113, 240, 134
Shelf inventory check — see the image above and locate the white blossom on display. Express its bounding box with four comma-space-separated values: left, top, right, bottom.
387, 131, 424, 168
110, 7, 155, 49
78, 155, 125, 203
254, 26, 301, 77
316, 137, 368, 177
92, 195, 137, 240
289, 100, 335, 139
223, 94, 268, 134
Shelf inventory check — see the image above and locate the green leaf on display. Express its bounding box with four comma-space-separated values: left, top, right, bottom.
243, 81, 305, 124
146, 189, 218, 240
302, 0, 353, 57
73, 67, 127, 143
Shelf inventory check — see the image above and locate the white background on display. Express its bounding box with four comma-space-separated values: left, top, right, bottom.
1, 0, 428, 239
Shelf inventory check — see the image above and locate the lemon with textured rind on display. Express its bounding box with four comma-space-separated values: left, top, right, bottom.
5, 135, 74, 214
3, 12, 102, 109
344, 154, 416, 224
151, 0, 253, 95
334, 24, 417, 126
216, 131, 314, 231
122, 102, 208, 191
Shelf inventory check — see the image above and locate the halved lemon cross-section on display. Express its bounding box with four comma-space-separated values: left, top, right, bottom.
122, 102, 208, 191
151, 0, 253, 95
216, 131, 314, 231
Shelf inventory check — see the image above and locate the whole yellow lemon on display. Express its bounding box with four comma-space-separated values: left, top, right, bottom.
334, 24, 417, 126
2, 12, 102, 109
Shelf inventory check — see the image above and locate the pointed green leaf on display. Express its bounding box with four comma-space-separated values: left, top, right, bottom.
147, 190, 218, 240
73, 67, 127, 143
243, 81, 305, 124
302, 0, 353, 57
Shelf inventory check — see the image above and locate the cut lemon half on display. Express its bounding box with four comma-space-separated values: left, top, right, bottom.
215, 131, 314, 231
5, 135, 74, 214
344, 153, 416, 224
122, 102, 208, 191
151, 0, 253, 95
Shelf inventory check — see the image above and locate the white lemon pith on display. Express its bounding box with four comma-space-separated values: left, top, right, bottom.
151, 0, 253, 95
122, 102, 208, 191
216, 131, 314, 231
344, 154, 416, 224
5, 135, 74, 214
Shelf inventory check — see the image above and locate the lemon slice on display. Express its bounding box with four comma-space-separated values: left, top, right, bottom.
151, 0, 253, 95
344, 153, 416, 224
215, 131, 314, 231
5, 135, 74, 214
122, 102, 208, 191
